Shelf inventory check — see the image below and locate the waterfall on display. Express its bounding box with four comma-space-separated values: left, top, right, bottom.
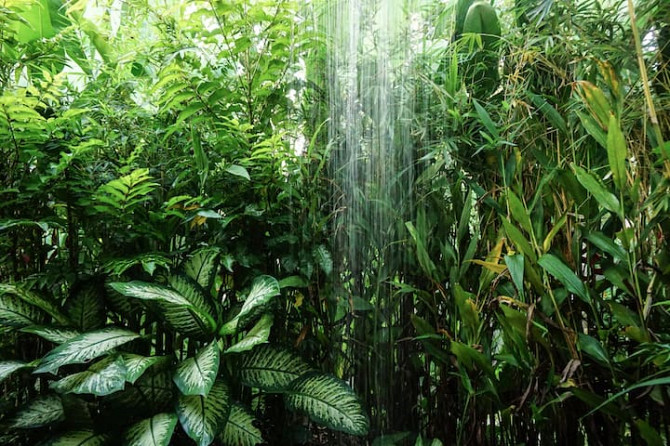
320, 0, 431, 433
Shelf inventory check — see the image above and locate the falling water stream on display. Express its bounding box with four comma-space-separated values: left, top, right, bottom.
321, 0, 435, 433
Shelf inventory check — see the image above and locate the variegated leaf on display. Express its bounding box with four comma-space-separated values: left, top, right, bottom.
35, 327, 139, 374
184, 248, 220, 290
219, 276, 279, 335
125, 413, 178, 446
10, 395, 64, 429
173, 341, 220, 396
0, 294, 43, 328
0, 360, 32, 383
220, 403, 263, 446
50, 355, 127, 396
122, 354, 165, 384
238, 345, 314, 392
286, 373, 369, 436
42, 429, 110, 446
225, 314, 273, 354
0, 284, 70, 326
21, 325, 80, 343
177, 380, 231, 446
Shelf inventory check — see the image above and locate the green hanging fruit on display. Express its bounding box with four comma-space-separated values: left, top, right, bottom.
463, 1, 501, 46
456, 0, 502, 98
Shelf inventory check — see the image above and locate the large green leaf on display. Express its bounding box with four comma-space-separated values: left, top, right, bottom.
225, 314, 273, 354
50, 355, 127, 396
238, 345, 314, 392
538, 254, 590, 303
105, 371, 174, 415
0, 360, 32, 383
0, 294, 44, 328
21, 325, 80, 343
220, 403, 264, 446
174, 341, 220, 396
10, 395, 64, 429
184, 248, 220, 290
42, 429, 110, 446
125, 413, 178, 446
285, 373, 369, 436
177, 380, 231, 446
35, 327, 139, 374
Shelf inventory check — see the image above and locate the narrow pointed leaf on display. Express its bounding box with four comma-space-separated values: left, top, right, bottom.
504, 253, 525, 299
220, 403, 264, 446
177, 380, 231, 446
125, 413, 178, 446
226, 314, 273, 354
174, 341, 220, 396
42, 429, 110, 446
35, 328, 139, 374
538, 254, 590, 303
577, 333, 610, 365
506, 190, 533, 236
286, 373, 369, 436
50, 355, 127, 396
10, 395, 64, 428
606, 114, 627, 191
239, 345, 314, 392
572, 164, 621, 216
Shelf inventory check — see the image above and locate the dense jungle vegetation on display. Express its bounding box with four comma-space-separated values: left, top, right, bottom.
1, 0, 669, 444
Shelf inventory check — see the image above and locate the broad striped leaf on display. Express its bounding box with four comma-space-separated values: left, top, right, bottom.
50, 355, 127, 396
184, 249, 220, 290
177, 380, 231, 446
220, 403, 263, 446
238, 276, 280, 322
66, 285, 104, 331
42, 429, 110, 446
21, 325, 80, 343
0, 294, 44, 328
220, 276, 279, 335
286, 373, 369, 436
239, 345, 314, 392
35, 328, 139, 374
110, 280, 215, 336
0, 284, 70, 326
174, 341, 220, 396
122, 354, 165, 384
312, 245, 333, 276
105, 371, 174, 414
125, 413, 178, 446
0, 360, 31, 383
108, 281, 192, 306
538, 254, 590, 303
225, 314, 273, 354
10, 395, 64, 428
